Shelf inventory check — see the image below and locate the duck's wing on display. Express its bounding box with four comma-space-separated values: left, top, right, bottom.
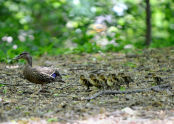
24, 67, 55, 84
35, 67, 63, 81
35, 66, 62, 78
32, 67, 55, 82
35, 66, 55, 75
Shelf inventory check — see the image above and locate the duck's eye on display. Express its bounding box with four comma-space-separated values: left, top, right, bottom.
20, 52, 29, 55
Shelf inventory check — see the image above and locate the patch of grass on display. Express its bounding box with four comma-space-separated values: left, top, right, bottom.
3, 88, 7, 94
47, 118, 58, 122
15, 106, 21, 110
53, 93, 59, 97
120, 86, 126, 91
123, 62, 137, 68
0, 84, 5, 87
18, 91, 23, 94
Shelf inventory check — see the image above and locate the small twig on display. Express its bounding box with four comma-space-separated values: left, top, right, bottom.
0, 83, 35, 87
69, 68, 86, 71
85, 83, 171, 100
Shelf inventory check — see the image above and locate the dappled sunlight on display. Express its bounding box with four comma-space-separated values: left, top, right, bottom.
112, 2, 128, 16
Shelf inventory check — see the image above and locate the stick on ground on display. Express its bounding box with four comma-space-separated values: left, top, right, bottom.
85, 83, 172, 100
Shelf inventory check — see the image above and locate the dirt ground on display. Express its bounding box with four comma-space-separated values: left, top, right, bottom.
1, 47, 174, 123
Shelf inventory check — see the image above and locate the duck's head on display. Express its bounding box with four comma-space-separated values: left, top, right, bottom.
107, 76, 112, 81
97, 74, 105, 80
80, 75, 85, 80
14, 52, 30, 59
108, 73, 112, 78
118, 72, 125, 76
89, 74, 96, 79
14, 52, 32, 66
111, 74, 117, 78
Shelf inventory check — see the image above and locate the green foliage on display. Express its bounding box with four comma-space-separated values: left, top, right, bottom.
72, 42, 100, 53
47, 118, 57, 122
120, 86, 126, 91
3, 88, 7, 94
0, 0, 174, 62
0, 84, 5, 87
124, 62, 137, 68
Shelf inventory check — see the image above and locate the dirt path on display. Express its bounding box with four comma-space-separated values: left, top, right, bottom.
0, 47, 174, 123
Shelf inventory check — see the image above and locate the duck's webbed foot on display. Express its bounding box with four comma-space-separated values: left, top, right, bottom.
37, 84, 50, 93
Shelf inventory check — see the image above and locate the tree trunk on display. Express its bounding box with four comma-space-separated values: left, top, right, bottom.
145, 0, 152, 46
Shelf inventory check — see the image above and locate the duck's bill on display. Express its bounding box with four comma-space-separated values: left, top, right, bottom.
13, 55, 21, 60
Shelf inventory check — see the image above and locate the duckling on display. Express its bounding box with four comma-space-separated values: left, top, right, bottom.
97, 74, 107, 85
117, 73, 125, 84
89, 74, 102, 88
14, 52, 63, 91
79, 75, 93, 90
110, 74, 119, 81
118, 72, 133, 87
110, 74, 121, 89
152, 74, 163, 85
106, 74, 114, 87
111, 74, 121, 84
97, 74, 109, 89
107, 74, 119, 89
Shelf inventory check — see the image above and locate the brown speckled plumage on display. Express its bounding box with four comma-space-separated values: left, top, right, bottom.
14, 52, 62, 85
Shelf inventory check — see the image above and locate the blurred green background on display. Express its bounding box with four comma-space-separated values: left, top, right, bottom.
0, 0, 174, 62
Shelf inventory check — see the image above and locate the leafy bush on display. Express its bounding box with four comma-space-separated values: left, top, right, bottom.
0, 0, 174, 62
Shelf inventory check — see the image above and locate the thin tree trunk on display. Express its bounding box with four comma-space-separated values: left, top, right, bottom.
145, 0, 152, 46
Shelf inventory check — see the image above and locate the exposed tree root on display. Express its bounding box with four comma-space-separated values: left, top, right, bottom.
85, 83, 172, 100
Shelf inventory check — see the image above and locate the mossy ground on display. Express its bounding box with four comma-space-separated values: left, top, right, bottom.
0, 47, 174, 123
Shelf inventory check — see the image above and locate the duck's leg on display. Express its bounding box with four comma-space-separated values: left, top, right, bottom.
32, 84, 42, 95
34, 84, 43, 94
39, 84, 50, 93
40, 84, 44, 91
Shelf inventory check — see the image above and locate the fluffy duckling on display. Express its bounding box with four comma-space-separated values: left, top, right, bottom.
79, 75, 93, 90
152, 74, 163, 85
111, 74, 121, 89
106, 74, 120, 90
89, 74, 102, 88
106, 75, 114, 87
97, 74, 107, 84
106, 74, 116, 87
97, 73, 108, 88
111, 74, 119, 81
117, 73, 125, 83
118, 72, 133, 87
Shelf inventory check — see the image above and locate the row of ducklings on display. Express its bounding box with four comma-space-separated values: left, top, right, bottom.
79, 72, 133, 90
